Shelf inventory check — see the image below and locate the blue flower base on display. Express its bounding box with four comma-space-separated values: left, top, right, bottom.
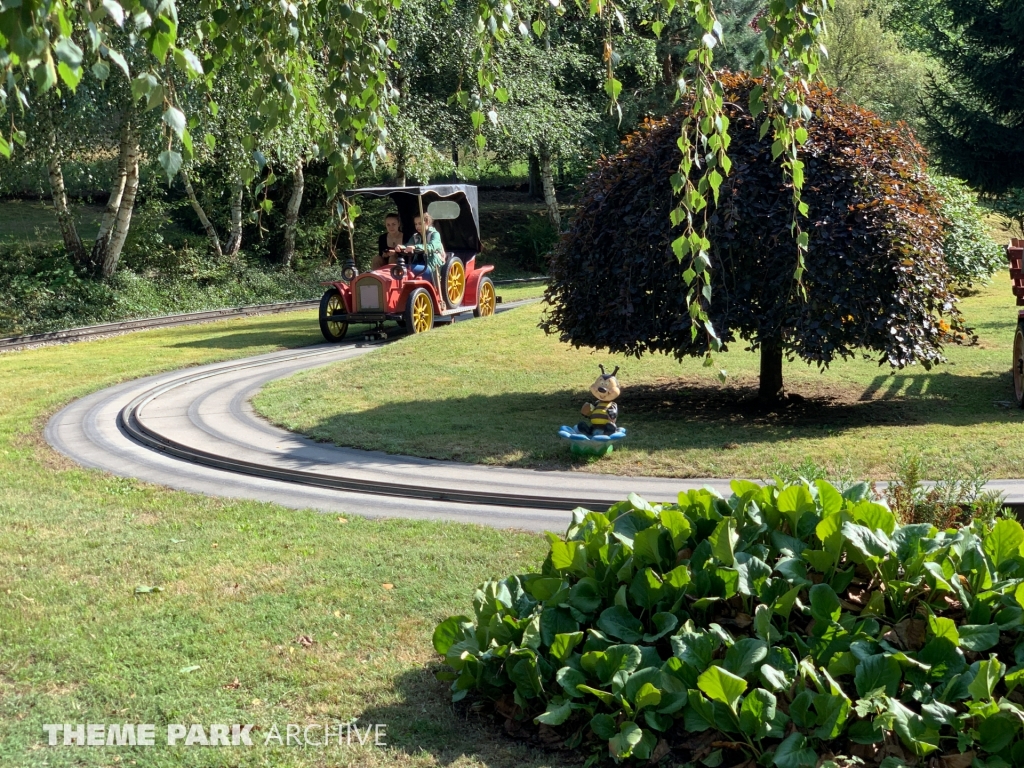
557, 426, 627, 457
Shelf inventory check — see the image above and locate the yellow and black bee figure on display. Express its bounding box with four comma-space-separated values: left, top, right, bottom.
578, 365, 621, 436
558, 365, 627, 455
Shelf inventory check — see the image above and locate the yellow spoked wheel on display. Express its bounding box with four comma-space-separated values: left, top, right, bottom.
318, 289, 349, 343
1014, 321, 1024, 408
444, 258, 466, 308
405, 288, 434, 334
474, 277, 496, 318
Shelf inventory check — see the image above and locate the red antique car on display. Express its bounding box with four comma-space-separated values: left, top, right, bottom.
318, 184, 496, 342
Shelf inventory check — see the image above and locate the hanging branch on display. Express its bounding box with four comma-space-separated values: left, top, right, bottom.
339, 194, 359, 267
669, 0, 731, 369
751, 0, 833, 292
466, 0, 832, 381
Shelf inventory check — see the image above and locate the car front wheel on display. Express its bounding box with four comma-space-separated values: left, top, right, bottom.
319, 288, 349, 343
405, 288, 434, 334
474, 277, 496, 318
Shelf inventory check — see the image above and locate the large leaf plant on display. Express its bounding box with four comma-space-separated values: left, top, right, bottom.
435, 482, 1024, 765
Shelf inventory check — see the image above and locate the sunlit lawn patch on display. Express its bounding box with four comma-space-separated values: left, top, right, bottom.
255, 280, 1024, 479
0, 306, 565, 768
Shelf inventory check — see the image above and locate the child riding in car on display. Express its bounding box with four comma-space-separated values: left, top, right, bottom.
394, 213, 446, 294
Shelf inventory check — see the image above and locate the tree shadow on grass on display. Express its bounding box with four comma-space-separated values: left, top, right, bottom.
294, 369, 1024, 466
625, 369, 1017, 427
168, 322, 386, 351
166, 319, 327, 351
351, 663, 578, 768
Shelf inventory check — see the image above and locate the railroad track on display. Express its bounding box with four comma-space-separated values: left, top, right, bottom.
0, 277, 548, 352
107, 297, 682, 515
45, 297, 707, 530
42, 287, 1024, 528
114, 345, 642, 512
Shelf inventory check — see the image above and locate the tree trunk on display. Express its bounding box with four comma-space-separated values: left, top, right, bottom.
539, 146, 560, 228
281, 160, 304, 269
452, 144, 459, 168
395, 149, 407, 187
181, 169, 223, 259
528, 154, 542, 199
92, 120, 132, 270
101, 130, 140, 279
224, 183, 244, 257
46, 149, 87, 269
759, 338, 785, 404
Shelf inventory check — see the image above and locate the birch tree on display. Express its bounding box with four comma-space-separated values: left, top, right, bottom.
1, 0, 835, 341
12, 63, 145, 278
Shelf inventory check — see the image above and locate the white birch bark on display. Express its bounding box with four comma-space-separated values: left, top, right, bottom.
225, 183, 244, 257
91, 121, 131, 266
101, 130, 140, 278
181, 169, 224, 259
281, 160, 304, 268
539, 146, 561, 228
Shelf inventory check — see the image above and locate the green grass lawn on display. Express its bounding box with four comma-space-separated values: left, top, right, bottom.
255, 278, 1024, 480
0, 199, 105, 246
985, 211, 1018, 246
0, 306, 568, 768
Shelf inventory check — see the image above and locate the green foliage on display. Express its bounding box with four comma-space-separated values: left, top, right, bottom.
480, 23, 601, 164
929, 174, 1004, 286
819, 0, 933, 130
436, 480, 1024, 765
509, 214, 559, 274
543, 73, 962, 376
0, 244, 113, 336
0, 242, 335, 336
918, 0, 1024, 194
707, 0, 765, 73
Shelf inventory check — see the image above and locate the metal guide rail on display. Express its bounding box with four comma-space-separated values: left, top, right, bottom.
112, 299, 613, 513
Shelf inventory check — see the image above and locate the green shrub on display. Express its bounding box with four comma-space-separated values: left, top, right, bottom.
0, 241, 339, 336
0, 244, 116, 334
930, 174, 1004, 286
886, 452, 1005, 528
435, 481, 1024, 765
510, 213, 559, 273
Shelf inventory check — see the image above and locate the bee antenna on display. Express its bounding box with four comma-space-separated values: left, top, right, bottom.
599, 364, 606, 375
611, 366, 620, 377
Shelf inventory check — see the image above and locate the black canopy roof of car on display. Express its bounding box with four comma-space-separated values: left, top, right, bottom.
345, 184, 481, 253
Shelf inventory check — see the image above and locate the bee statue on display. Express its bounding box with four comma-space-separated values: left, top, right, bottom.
558, 365, 627, 456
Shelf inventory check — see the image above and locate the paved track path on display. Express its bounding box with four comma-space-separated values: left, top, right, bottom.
45, 311, 1024, 533
46, 318, 731, 533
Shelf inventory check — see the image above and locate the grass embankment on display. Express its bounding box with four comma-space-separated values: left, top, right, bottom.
256, 279, 1024, 480
0, 303, 566, 768
0, 200, 104, 246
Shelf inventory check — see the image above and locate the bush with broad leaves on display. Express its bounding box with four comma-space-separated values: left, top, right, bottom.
930, 174, 1004, 286
435, 482, 1024, 766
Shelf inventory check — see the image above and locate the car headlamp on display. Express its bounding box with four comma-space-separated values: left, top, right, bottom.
341, 259, 357, 282
390, 256, 407, 281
